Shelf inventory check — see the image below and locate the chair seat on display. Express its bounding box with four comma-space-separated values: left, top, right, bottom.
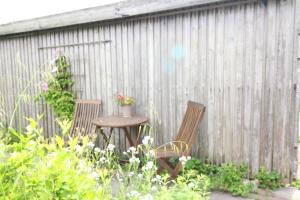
154, 141, 188, 158
155, 149, 183, 158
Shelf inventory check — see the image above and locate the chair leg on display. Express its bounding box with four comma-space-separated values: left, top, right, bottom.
157, 158, 177, 178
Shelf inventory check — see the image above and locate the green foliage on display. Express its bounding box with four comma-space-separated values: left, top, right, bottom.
291, 179, 300, 190
56, 118, 73, 137
0, 118, 103, 200
155, 185, 207, 200
176, 170, 211, 199
255, 167, 283, 190
184, 158, 219, 176
183, 159, 255, 197
210, 164, 254, 197
38, 55, 75, 120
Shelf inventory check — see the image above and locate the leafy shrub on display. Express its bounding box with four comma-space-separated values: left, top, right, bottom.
0, 118, 103, 199
37, 54, 75, 120
210, 164, 254, 197
177, 170, 211, 198
255, 167, 283, 190
184, 158, 219, 176
291, 179, 300, 190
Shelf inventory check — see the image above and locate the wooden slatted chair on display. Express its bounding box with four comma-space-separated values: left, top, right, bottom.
155, 101, 205, 178
70, 99, 102, 137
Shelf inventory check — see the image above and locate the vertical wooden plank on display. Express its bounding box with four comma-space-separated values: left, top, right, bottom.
110, 24, 120, 151
153, 17, 163, 145
207, 8, 216, 162
292, 0, 300, 180
251, 2, 264, 174
115, 23, 124, 151
140, 19, 148, 118
88, 27, 96, 100
260, 0, 277, 171
242, 2, 255, 172
198, 10, 209, 160
78, 27, 87, 100
214, 7, 225, 164
119, 21, 129, 150
223, 6, 234, 163
94, 25, 101, 100
168, 15, 176, 142
175, 14, 183, 144
160, 16, 168, 144
234, 5, 245, 164
281, 0, 296, 179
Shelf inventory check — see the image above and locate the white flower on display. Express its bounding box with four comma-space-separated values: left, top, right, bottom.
129, 146, 136, 152
91, 172, 99, 180
146, 150, 155, 157
94, 147, 101, 153
107, 144, 115, 151
128, 172, 135, 177
48, 152, 57, 158
86, 167, 93, 173
128, 146, 138, 155
123, 151, 128, 155
99, 157, 106, 163
142, 136, 154, 145
116, 173, 123, 182
127, 190, 140, 197
129, 156, 140, 164
100, 150, 106, 154
179, 155, 191, 165
179, 156, 188, 164
74, 145, 82, 152
188, 182, 195, 189
151, 175, 162, 183
51, 67, 57, 74
88, 142, 95, 149
141, 194, 153, 200
143, 161, 155, 171
78, 160, 85, 168
138, 173, 143, 179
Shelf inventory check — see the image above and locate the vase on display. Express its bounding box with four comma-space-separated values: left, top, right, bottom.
120, 105, 133, 117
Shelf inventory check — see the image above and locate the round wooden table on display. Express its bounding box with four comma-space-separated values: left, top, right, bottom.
92, 116, 148, 147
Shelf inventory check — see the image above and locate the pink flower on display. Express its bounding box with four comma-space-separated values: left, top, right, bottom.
41, 82, 49, 92
118, 94, 125, 101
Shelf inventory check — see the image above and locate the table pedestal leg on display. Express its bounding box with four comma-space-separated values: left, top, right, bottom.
122, 127, 135, 147
135, 125, 143, 146
99, 127, 114, 148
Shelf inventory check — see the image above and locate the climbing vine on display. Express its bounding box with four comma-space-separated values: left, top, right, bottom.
38, 53, 75, 120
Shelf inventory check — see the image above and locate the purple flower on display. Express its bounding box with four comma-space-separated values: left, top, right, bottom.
41, 82, 49, 92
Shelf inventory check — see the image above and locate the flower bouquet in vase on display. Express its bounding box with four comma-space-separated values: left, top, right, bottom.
116, 94, 135, 117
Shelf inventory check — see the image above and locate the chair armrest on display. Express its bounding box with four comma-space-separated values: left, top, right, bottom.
155, 141, 189, 153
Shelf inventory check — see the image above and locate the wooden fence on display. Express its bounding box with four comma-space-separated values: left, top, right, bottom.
0, 0, 299, 180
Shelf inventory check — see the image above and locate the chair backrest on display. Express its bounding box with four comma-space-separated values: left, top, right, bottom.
70, 99, 102, 136
175, 101, 205, 154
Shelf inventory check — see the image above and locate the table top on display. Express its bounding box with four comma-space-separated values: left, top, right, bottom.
92, 115, 148, 128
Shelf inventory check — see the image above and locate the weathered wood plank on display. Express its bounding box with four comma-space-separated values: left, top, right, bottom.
0, 0, 232, 36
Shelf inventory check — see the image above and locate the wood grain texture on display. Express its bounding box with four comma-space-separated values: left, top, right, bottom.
0, 0, 298, 180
